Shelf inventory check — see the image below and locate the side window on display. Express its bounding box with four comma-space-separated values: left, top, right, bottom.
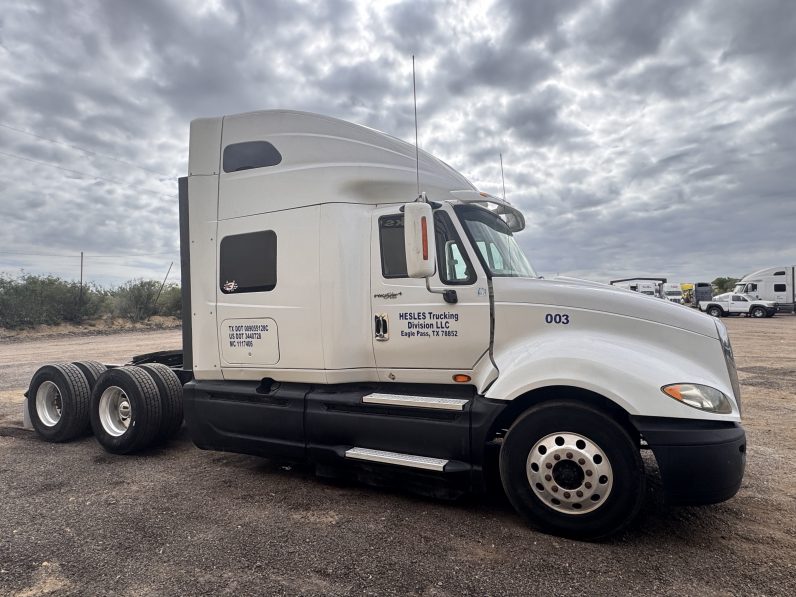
378, 212, 476, 283
774, 271, 785, 276
774, 284, 787, 292
746, 283, 757, 292
223, 141, 282, 173
219, 231, 277, 293
732, 295, 745, 301
434, 212, 475, 285
378, 215, 407, 278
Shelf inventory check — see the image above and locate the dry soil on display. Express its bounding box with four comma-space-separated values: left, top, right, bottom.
0, 318, 794, 596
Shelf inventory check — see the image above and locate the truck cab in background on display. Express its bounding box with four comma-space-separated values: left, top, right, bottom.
734, 266, 796, 313
663, 283, 684, 304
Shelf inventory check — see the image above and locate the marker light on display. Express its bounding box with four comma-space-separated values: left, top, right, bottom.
421, 216, 428, 260
452, 374, 471, 383
661, 384, 733, 414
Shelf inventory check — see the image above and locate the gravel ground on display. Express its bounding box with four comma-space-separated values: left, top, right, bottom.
0, 319, 794, 596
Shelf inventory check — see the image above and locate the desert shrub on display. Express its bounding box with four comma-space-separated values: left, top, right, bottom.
157, 284, 182, 318
0, 274, 107, 328
112, 279, 161, 322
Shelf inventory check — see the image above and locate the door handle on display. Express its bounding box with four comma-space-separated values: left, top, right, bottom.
374, 314, 389, 341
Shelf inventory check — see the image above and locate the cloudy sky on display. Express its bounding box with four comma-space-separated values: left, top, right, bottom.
1, 0, 794, 286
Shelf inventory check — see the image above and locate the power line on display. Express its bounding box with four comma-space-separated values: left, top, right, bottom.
0, 250, 178, 258
0, 121, 172, 177
0, 149, 177, 199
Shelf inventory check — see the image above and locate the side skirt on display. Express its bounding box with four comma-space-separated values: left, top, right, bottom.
183, 380, 506, 495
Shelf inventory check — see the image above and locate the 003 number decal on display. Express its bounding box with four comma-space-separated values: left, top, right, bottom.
544, 313, 570, 324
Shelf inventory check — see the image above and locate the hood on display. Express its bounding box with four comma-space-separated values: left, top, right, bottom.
492, 276, 719, 339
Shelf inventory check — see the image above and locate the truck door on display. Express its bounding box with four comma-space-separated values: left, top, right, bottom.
729, 295, 748, 314
370, 205, 490, 377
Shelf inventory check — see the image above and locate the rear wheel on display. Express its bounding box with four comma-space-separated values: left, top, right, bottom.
138, 363, 184, 444
27, 363, 91, 442
750, 306, 766, 318
707, 305, 723, 318
72, 361, 107, 391
90, 367, 162, 454
499, 400, 645, 540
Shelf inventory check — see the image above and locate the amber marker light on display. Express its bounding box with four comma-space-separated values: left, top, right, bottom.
421, 216, 429, 260
662, 385, 683, 401
453, 374, 471, 383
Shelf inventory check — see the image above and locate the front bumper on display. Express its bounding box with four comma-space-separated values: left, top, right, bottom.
631, 416, 746, 505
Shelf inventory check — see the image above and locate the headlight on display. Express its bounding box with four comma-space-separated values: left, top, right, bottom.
661, 384, 733, 414
715, 319, 742, 414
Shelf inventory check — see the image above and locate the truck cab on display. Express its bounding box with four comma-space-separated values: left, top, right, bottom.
172, 110, 747, 539
734, 266, 796, 313
18, 110, 748, 540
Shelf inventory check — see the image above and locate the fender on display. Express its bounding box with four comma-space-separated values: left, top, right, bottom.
484, 333, 739, 422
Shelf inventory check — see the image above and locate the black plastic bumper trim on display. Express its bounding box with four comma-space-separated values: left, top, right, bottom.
631, 416, 746, 505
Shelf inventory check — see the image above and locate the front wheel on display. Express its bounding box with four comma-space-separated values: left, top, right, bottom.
499, 401, 645, 540
750, 307, 766, 318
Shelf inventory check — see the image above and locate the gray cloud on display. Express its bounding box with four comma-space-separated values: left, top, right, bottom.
0, 0, 794, 286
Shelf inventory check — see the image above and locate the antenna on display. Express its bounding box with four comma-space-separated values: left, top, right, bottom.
499, 152, 506, 201
412, 55, 420, 196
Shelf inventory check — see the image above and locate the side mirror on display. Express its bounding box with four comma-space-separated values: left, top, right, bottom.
404, 202, 436, 278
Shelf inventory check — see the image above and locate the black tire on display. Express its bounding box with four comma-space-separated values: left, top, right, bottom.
27, 363, 91, 442
750, 307, 766, 318
707, 305, 723, 318
72, 360, 107, 390
90, 366, 162, 454
499, 400, 645, 540
138, 363, 184, 444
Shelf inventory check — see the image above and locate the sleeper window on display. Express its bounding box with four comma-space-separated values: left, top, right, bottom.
223, 141, 282, 173
219, 230, 277, 293
774, 284, 786, 292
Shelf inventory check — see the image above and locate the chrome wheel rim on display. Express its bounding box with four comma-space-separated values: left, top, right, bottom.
527, 432, 614, 515
99, 386, 132, 437
753, 309, 764, 318
36, 381, 63, 427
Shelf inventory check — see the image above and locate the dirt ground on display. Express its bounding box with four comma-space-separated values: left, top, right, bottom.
0, 318, 794, 596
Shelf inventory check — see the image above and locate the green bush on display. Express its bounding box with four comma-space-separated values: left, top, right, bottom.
0, 274, 181, 328
112, 279, 161, 323
0, 273, 106, 328
157, 284, 182, 318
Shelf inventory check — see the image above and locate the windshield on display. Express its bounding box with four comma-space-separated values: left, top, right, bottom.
454, 205, 536, 277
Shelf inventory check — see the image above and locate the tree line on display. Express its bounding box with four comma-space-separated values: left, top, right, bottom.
0, 274, 181, 329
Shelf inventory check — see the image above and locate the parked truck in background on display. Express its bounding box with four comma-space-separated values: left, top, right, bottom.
682, 282, 713, 308
734, 266, 796, 313
663, 283, 684, 304
700, 293, 777, 318
609, 278, 665, 298
23, 110, 746, 540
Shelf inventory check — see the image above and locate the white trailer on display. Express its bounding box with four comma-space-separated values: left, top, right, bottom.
609, 278, 665, 298
24, 110, 745, 540
734, 266, 796, 313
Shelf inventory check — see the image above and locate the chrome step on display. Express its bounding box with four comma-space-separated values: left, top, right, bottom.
362, 393, 469, 411
345, 447, 449, 471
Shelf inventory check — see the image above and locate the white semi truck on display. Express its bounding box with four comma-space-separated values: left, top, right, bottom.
25, 110, 746, 540
734, 266, 796, 313
663, 283, 684, 304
